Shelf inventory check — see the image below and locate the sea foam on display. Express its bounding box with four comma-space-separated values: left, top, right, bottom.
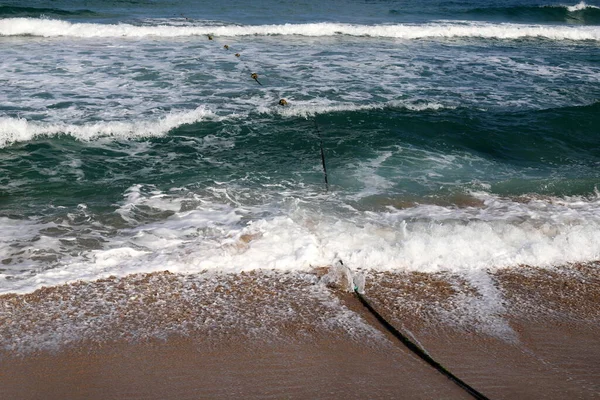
262, 100, 454, 119
2, 187, 600, 295
0, 101, 455, 147
0, 106, 213, 147
1, 18, 600, 41
567, 1, 600, 12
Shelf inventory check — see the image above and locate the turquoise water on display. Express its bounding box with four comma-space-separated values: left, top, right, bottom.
0, 0, 599, 293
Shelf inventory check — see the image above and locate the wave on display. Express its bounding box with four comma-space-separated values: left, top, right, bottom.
538, 99, 600, 114
0, 107, 213, 147
466, 2, 600, 24
566, 1, 600, 12
0, 101, 452, 147
1, 18, 599, 41
0, 5, 98, 18
261, 100, 454, 118
2, 100, 596, 148
2, 189, 600, 295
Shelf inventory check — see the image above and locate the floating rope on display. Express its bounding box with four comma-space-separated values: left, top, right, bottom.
206, 34, 330, 191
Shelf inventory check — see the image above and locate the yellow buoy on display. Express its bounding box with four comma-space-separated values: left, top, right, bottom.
250, 73, 262, 86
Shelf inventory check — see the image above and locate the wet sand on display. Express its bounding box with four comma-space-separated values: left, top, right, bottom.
0, 337, 471, 400
362, 264, 600, 399
1, 264, 599, 399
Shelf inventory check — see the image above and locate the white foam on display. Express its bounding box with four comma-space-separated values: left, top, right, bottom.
0, 106, 213, 147
2, 18, 600, 41
1, 23, 595, 133
352, 151, 395, 198
2, 99, 449, 145
0, 217, 64, 277
567, 1, 599, 12
265, 100, 453, 119
2, 187, 600, 295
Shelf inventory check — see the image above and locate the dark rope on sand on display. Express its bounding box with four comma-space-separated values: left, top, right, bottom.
352, 285, 490, 400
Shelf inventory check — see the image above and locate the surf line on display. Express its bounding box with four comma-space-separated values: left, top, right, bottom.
339, 261, 490, 400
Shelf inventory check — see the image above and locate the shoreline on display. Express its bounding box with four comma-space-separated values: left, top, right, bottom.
1, 264, 599, 399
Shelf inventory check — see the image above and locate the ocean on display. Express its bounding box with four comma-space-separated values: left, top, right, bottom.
1, 0, 599, 300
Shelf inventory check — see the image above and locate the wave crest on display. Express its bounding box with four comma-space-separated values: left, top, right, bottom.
466, 2, 600, 24
567, 1, 600, 12
1, 19, 599, 41
264, 100, 454, 118
0, 107, 213, 147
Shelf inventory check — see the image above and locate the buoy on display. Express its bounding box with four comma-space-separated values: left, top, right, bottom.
251, 73, 262, 86
278, 99, 288, 106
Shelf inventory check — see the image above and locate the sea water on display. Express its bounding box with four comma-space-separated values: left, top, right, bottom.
1, 0, 599, 296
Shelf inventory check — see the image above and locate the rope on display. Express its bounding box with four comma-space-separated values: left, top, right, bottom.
216, 38, 263, 86
209, 33, 330, 192
314, 118, 329, 192
206, 33, 489, 399
353, 286, 491, 400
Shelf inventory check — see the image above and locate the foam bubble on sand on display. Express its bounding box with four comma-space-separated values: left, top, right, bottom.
0, 271, 384, 353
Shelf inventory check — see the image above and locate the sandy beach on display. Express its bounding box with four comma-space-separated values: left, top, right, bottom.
2, 0, 600, 399
1, 264, 599, 399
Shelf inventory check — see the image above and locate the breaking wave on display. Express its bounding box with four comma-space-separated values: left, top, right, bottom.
1, 19, 600, 41
0, 107, 213, 147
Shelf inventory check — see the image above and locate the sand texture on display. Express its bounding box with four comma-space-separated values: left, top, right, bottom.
1, 263, 599, 399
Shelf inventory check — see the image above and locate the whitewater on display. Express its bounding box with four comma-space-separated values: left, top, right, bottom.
0, 0, 599, 300
2, 18, 600, 40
